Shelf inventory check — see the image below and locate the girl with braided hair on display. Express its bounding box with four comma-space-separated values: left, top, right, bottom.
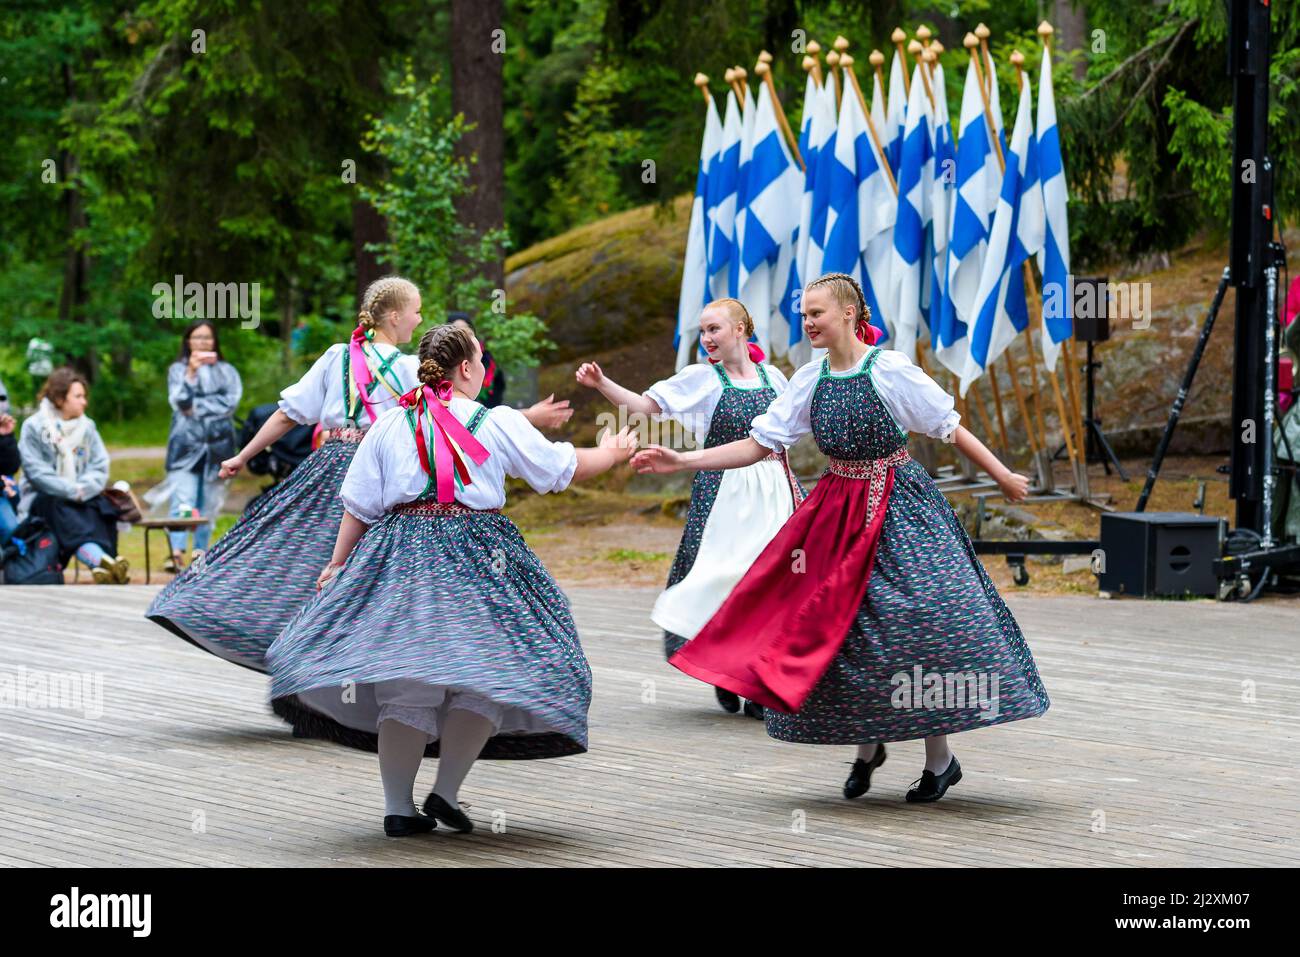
633, 273, 1049, 804
267, 323, 637, 837
147, 276, 425, 672
576, 298, 804, 719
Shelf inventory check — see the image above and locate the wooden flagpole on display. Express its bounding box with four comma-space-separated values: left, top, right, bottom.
839, 53, 898, 193
806, 39, 824, 88
1011, 48, 1080, 469
693, 73, 712, 106
724, 67, 745, 109
891, 28, 910, 97
754, 57, 805, 171
825, 50, 843, 111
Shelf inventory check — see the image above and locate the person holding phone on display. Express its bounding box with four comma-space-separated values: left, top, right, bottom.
162, 321, 242, 571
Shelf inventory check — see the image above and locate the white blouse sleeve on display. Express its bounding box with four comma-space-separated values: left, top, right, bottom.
748, 359, 820, 451
339, 409, 400, 524
278, 344, 343, 426
486, 406, 579, 494
871, 350, 962, 440
762, 363, 791, 393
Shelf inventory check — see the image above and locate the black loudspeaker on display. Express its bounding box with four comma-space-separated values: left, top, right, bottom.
1098, 512, 1225, 598
1073, 276, 1110, 343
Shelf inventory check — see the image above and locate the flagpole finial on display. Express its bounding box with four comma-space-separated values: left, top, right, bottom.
754, 60, 770, 77
922, 48, 936, 64
963, 32, 979, 50
907, 39, 922, 55
802, 55, 815, 73
826, 50, 841, 68
869, 49, 885, 67
891, 27, 907, 44
975, 23, 991, 41
1010, 49, 1025, 67
758, 50, 774, 64
916, 25, 932, 43
734, 66, 747, 78
833, 35, 850, 52
693, 73, 711, 102
724, 67, 736, 83
930, 40, 945, 57
839, 53, 855, 68
1037, 21, 1054, 40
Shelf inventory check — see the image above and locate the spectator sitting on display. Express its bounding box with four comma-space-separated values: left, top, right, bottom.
0, 411, 19, 548
18, 367, 129, 584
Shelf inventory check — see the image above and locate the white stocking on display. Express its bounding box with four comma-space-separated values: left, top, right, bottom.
378, 719, 427, 817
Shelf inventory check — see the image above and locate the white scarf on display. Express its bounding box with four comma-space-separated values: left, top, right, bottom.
35, 397, 90, 485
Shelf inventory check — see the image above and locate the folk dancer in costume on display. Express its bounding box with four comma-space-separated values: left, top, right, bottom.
267, 323, 637, 836
576, 299, 804, 718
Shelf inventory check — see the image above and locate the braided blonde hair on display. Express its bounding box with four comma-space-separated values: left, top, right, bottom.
805, 272, 869, 324
704, 298, 755, 338
356, 275, 418, 333
417, 324, 478, 387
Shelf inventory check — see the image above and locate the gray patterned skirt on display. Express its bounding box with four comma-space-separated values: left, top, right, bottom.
266, 501, 592, 760
145, 433, 362, 672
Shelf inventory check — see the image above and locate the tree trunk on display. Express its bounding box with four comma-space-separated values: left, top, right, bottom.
352, 53, 389, 303
1051, 0, 1089, 82
450, 0, 506, 295
59, 63, 94, 383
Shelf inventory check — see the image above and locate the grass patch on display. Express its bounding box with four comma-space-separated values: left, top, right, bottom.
604, 548, 669, 563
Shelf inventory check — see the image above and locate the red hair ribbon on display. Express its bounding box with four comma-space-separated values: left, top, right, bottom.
708, 341, 767, 365
400, 381, 491, 503
349, 325, 380, 423
855, 318, 883, 346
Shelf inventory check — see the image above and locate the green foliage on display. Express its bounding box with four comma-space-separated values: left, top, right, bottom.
359, 66, 550, 370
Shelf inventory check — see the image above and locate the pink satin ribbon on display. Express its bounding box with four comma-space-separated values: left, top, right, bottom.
401, 381, 491, 503
348, 325, 380, 423
708, 341, 767, 365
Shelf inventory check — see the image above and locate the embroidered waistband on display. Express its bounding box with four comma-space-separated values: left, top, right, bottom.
393, 500, 501, 517
826, 447, 911, 479
323, 428, 367, 445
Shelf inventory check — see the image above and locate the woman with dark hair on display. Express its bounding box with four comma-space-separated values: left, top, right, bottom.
159, 320, 242, 571
18, 367, 127, 583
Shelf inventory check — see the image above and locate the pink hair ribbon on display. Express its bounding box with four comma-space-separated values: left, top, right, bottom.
855, 318, 883, 345
400, 382, 491, 503
349, 325, 380, 423
708, 341, 767, 365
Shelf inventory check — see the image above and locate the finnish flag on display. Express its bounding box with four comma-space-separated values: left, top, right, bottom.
675, 93, 723, 369
1037, 49, 1072, 372
706, 88, 744, 301
886, 50, 908, 174
888, 61, 934, 361
960, 74, 1046, 396
934, 58, 997, 375
821, 66, 894, 344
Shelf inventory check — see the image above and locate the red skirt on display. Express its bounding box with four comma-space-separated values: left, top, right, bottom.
668, 448, 910, 712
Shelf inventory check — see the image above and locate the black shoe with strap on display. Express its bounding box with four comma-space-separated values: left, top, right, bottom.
715, 687, 741, 713
423, 792, 474, 833
905, 756, 963, 803
843, 744, 887, 799
742, 698, 764, 720
384, 812, 437, 837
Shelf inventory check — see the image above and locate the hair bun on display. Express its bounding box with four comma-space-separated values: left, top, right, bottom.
418, 357, 444, 385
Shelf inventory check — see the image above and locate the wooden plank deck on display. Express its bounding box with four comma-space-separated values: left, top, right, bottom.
1, 586, 1297, 867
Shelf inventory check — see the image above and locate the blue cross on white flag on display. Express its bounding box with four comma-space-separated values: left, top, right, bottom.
886, 50, 908, 174
960, 74, 1046, 396
821, 66, 894, 344
1037, 48, 1072, 372
705, 89, 743, 303
734, 81, 802, 356
675, 93, 723, 369
783, 72, 828, 360
791, 74, 837, 357
935, 58, 997, 375
927, 60, 956, 353
888, 61, 934, 361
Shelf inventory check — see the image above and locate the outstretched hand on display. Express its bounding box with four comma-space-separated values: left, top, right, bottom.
631, 444, 686, 475
575, 361, 605, 389
524, 393, 574, 430
219, 455, 245, 480
998, 471, 1030, 503
600, 425, 639, 460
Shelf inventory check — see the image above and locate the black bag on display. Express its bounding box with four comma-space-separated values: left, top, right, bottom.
238, 403, 314, 479
1, 517, 65, 585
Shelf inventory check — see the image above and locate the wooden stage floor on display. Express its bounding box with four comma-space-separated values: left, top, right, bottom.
1, 586, 1296, 867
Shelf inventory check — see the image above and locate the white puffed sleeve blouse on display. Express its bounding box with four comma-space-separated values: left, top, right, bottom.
643, 362, 790, 444
340, 399, 579, 523
277, 342, 422, 430
749, 346, 961, 451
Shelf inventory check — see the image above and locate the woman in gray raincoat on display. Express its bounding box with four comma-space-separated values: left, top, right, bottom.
161, 320, 241, 571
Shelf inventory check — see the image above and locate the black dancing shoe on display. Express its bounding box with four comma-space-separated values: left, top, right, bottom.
742, 698, 764, 720
423, 792, 474, 833
905, 757, 963, 803
383, 813, 437, 837
843, 744, 888, 799
715, 687, 742, 713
